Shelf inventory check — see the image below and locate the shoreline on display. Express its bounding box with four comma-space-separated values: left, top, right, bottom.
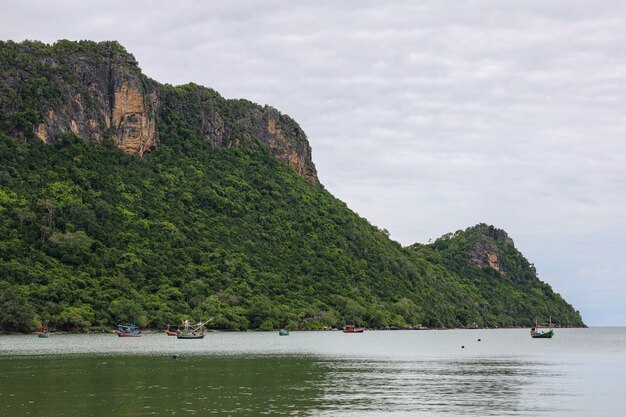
1, 324, 590, 336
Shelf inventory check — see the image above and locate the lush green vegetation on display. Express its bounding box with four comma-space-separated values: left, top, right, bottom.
410, 225, 583, 328
0, 40, 583, 332
0, 131, 584, 332
0, 132, 455, 331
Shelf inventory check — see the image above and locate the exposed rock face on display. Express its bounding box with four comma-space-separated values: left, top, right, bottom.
239, 106, 318, 184
111, 83, 158, 155
466, 226, 514, 275
0, 40, 318, 183
10, 42, 161, 156
468, 243, 506, 274
199, 108, 225, 148
157, 84, 319, 184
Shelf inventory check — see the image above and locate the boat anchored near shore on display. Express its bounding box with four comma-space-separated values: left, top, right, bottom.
115, 323, 141, 337
37, 325, 49, 338
531, 317, 555, 339
343, 325, 365, 333
176, 319, 211, 339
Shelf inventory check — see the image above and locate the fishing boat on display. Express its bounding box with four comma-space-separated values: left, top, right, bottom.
343, 325, 365, 333
177, 332, 204, 339
115, 323, 141, 337
164, 324, 180, 336
279, 329, 290, 336
37, 325, 49, 338
531, 317, 555, 339
176, 319, 211, 340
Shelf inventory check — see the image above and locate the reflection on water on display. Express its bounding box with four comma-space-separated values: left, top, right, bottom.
1, 328, 625, 416
313, 359, 568, 416
0, 355, 570, 417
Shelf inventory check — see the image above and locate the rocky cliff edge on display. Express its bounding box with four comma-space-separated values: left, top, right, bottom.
0, 40, 318, 184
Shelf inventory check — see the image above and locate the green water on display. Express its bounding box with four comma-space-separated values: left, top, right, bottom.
1, 355, 324, 416
2, 328, 626, 416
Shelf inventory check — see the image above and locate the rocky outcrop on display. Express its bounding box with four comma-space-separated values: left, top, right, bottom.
1, 41, 160, 156
34, 81, 158, 157
468, 242, 507, 275
0, 40, 318, 183
466, 226, 514, 275
199, 108, 225, 148
110, 82, 158, 155
238, 106, 318, 184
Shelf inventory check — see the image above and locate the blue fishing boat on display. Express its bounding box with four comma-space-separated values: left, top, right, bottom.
37, 325, 49, 338
115, 323, 141, 337
279, 329, 290, 336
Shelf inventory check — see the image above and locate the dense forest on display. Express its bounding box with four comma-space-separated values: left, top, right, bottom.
410, 225, 583, 328
0, 40, 583, 332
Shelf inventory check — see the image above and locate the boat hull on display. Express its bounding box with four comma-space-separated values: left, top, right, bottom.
37, 333, 49, 338
531, 330, 554, 338
116, 331, 141, 337
177, 333, 205, 339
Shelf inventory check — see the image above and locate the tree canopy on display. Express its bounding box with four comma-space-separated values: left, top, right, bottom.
0, 40, 583, 332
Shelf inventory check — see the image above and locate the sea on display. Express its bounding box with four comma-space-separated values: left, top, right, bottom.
1, 327, 625, 416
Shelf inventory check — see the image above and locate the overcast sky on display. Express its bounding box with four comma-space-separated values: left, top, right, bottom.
2, 0, 625, 325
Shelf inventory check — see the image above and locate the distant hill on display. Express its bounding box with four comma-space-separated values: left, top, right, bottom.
0, 40, 583, 332
409, 224, 583, 327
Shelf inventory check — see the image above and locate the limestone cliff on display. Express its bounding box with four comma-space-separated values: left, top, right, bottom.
0, 41, 159, 156
235, 105, 317, 184
466, 230, 514, 276
0, 40, 318, 183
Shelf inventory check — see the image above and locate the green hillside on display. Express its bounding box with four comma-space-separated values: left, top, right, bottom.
410, 225, 583, 327
0, 40, 583, 332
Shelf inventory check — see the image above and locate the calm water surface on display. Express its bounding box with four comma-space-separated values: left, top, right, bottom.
1, 328, 625, 416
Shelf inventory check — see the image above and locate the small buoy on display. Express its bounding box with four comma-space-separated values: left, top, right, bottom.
461, 346, 465, 349
477, 339, 481, 342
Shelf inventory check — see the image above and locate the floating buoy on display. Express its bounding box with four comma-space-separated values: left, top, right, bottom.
478, 339, 481, 342
461, 346, 465, 349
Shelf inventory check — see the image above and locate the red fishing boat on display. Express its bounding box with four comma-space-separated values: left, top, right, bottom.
164, 324, 180, 336
343, 325, 365, 333
37, 325, 49, 338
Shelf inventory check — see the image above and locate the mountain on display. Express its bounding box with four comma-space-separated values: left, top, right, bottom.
409, 224, 583, 327
0, 40, 317, 183
0, 40, 583, 332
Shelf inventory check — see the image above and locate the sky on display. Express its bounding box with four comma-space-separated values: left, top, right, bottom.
2, 0, 625, 325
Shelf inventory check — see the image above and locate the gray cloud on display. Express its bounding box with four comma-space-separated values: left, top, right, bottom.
2, 0, 625, 324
